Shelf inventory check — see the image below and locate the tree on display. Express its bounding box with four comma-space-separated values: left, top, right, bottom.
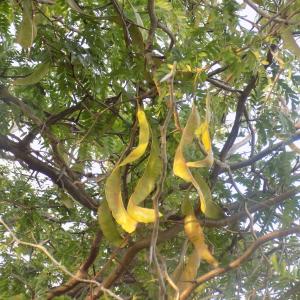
0, 0, 300, 299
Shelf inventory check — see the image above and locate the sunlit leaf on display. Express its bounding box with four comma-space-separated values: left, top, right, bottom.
61, 191, 74, 209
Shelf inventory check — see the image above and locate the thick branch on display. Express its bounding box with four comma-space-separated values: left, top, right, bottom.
88, 225, 181, 299
0, 135, 97, 210
228, 132, 300, 172
244, 0, 290, 24
220, 76, 257, 161
200, 186, 300, 227
47, 230, 102, 299
207, 78, 242, 93
167, 186, 300, 227
210, 75, 257, 182
180, 225, 300, 300
146, 0, 158, 52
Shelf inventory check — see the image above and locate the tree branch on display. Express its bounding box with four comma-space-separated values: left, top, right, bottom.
0, 218, 122, 300
46, 230, 103, 299
87, 225, 181, 299
180, 225, 300, 300
228, 132, 300, 172
0, 134, 97, 210
210, 75, 257, 182
168, 185, 300, 228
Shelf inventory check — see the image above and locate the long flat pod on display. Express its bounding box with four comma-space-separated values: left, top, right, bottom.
105, 164, 138, 233
181, 198, 218, 268
14, 62, 50, 86
98, 200, 124, 247
176, 249, 201, 293
173, 99, 220, 217
281, 27, 300, 59
105, 106, 150, 233
127, 126, 162, 223
16, 0, 37, 48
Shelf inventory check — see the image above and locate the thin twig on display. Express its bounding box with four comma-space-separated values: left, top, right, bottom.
149, 64, 176, 298
0, 218, 123, 300
180, 225, 300, 300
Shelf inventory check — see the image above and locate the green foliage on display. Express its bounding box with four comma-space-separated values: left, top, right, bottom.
0, 0, 300, 299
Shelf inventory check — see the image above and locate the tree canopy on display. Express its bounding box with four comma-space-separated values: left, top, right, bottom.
0, 0, 300, 299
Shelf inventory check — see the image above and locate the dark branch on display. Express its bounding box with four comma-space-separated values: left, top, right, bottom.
179, 225, 300, 300
47, 230, 102, 299
0, 135, 97, 210
210, 75, 257, 183
88, 225, 181, 299
228, 132, 300, 172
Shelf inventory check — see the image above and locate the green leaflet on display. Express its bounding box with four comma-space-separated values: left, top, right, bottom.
14, 62, 50, 86
16, 0, 37, 48
98, 200, 124, 247
61, 191, 74, 209
281, 27, 300, 59
181, 196, 194, 216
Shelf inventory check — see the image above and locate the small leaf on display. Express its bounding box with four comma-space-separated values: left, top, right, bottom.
16, 0, 37, 48
98, 200, 124, 247
13, 62, 50, 86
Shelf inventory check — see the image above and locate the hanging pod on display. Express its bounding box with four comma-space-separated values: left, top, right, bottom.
13, 62, 50, 86
16, 0, 37, 48
127, 126, 162, 223
281, 26, 300, 59
97, 200, 124, 247
173, 96, 223, 218
105, 106, 162, 233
